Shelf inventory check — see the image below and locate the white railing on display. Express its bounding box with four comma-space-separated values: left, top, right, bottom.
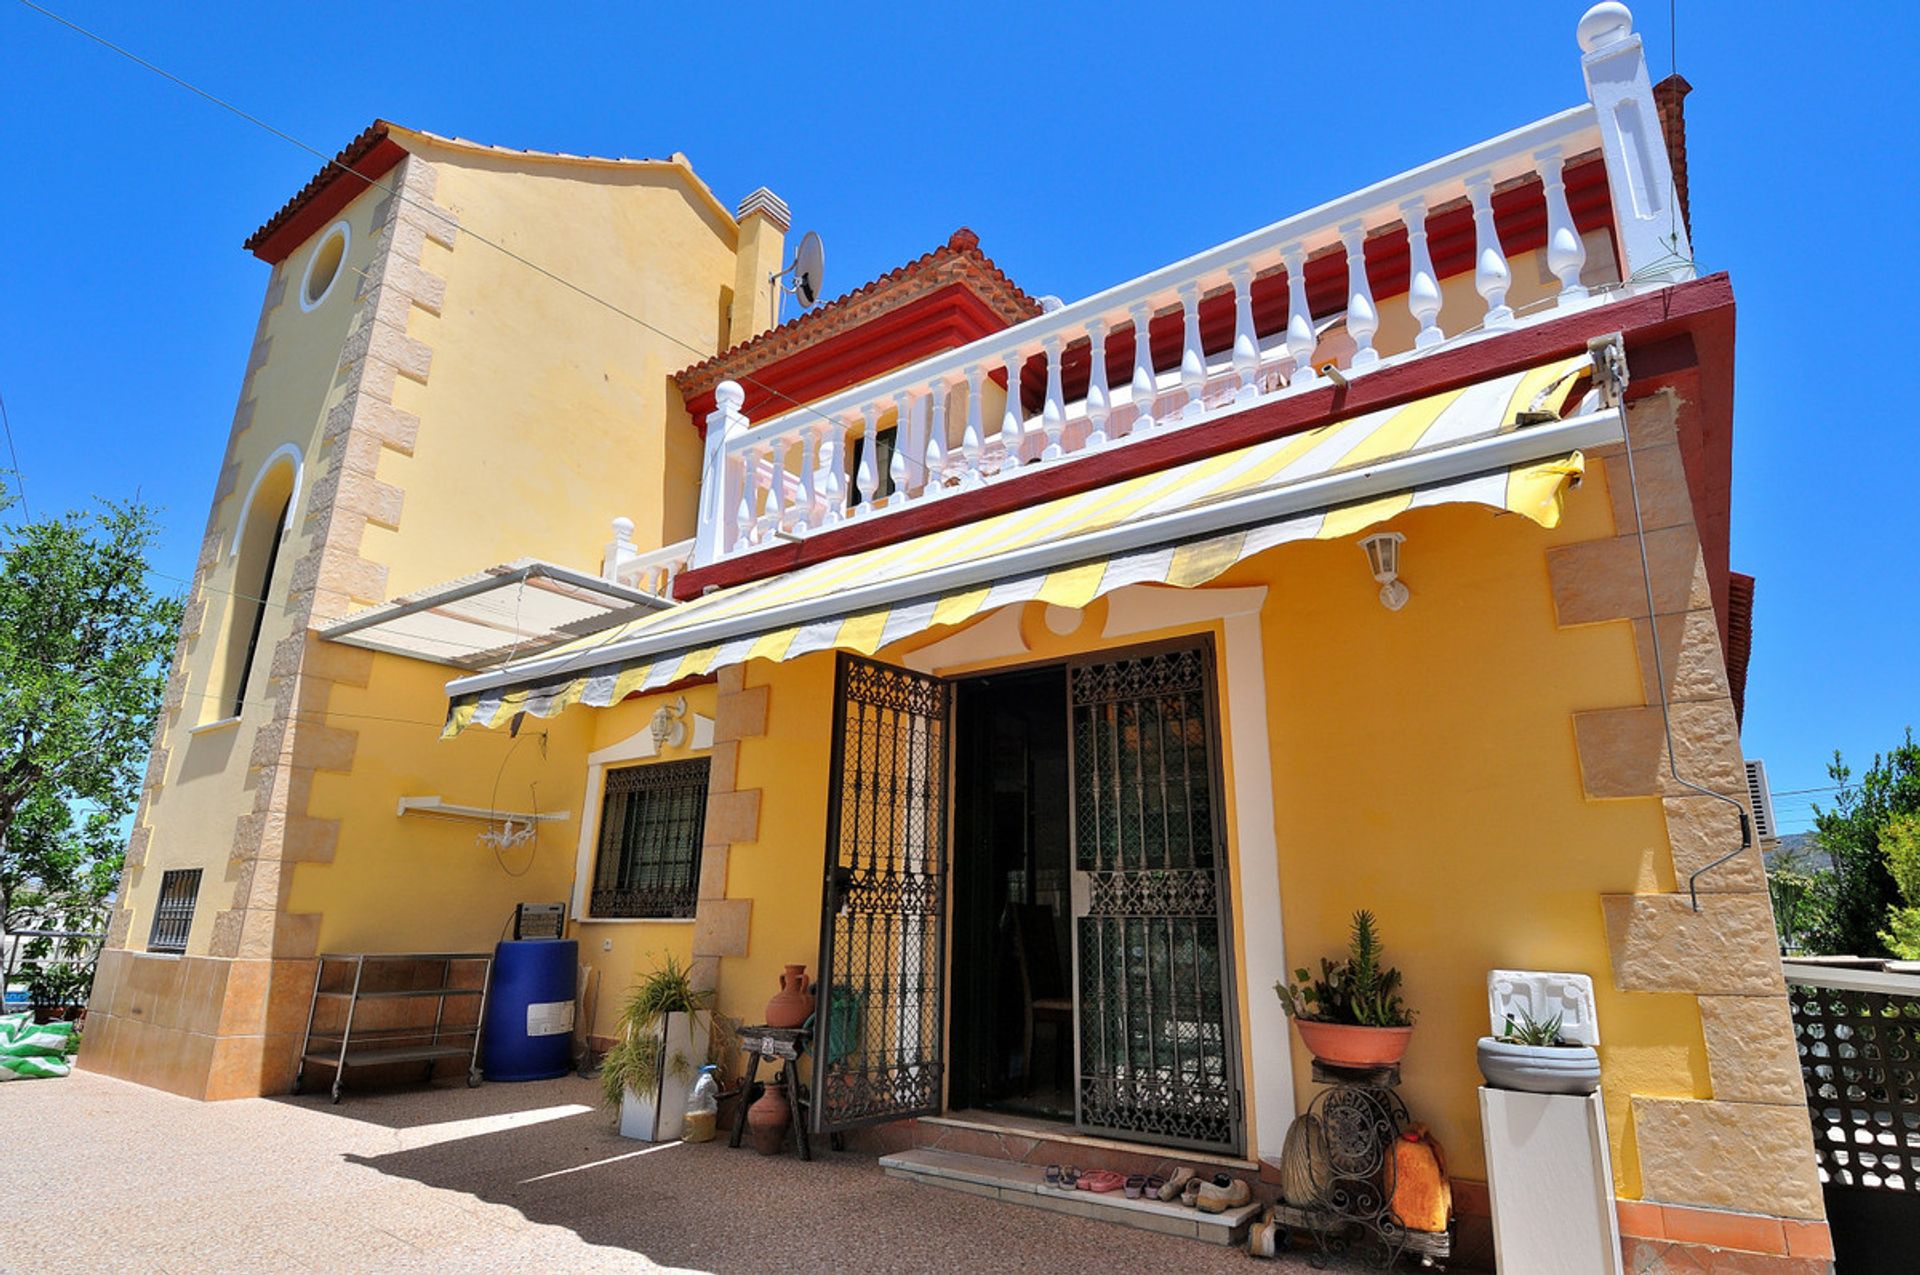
691, 2, 1689, 570
602, 519, 691, 599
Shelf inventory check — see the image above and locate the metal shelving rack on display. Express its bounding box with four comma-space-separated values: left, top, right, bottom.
296, 951, 493, 1103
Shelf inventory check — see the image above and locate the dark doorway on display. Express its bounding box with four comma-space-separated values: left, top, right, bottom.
949, 665, 1074, 1123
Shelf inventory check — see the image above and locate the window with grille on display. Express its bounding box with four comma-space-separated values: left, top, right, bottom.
591, 758, 710, 918
148, 869, 202, 954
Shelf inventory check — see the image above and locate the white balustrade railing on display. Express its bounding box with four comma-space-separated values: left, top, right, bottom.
602, 519, 691, 599
690, 2, 1690, 571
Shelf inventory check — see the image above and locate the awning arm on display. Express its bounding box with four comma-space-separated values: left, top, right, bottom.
323, 561, 670, 643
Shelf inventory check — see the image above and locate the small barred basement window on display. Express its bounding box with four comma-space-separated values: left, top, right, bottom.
148, 868, 202, 954
591, 758, 710, 919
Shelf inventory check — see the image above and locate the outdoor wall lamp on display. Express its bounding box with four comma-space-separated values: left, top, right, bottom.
650, 695, 688, 748
1360, 532, 1410, 611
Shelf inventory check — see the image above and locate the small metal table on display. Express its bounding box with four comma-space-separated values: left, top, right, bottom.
726, 1024, 813, 1161
1272, 1061, 1453, 1269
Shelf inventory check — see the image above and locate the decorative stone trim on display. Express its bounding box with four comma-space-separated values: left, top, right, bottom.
1631, 1097, 1824, 1220
688, 663, 766, 993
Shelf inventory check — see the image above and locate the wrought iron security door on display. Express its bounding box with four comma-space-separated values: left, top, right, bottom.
814, 655, 951, 1132
1068, 641, 1241, 1153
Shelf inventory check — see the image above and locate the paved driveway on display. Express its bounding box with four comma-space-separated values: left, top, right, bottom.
5, 1071, 1344, 1273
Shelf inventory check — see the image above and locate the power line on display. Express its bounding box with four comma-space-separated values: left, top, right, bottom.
0, 386, 27, 521
13, 0, 846, 440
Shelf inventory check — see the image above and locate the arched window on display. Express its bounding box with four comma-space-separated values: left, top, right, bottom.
214, 449, 300, 722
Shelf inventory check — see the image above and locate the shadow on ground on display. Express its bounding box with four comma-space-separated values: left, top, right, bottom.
314, 1076, 1346, 1274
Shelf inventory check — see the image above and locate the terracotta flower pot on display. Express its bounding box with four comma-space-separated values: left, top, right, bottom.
1293, 1019, 1414, 1068
746, 1080, 792, 1155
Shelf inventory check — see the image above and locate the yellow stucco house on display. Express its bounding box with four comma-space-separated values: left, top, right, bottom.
82, 5, 1828, 1269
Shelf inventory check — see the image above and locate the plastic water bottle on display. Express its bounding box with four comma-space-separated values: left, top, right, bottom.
682, 1064, 720, 1143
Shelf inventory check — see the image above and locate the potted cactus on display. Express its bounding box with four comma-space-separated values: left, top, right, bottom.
1275, 910, 1415, 1068
1476, 1007, 1600, 1095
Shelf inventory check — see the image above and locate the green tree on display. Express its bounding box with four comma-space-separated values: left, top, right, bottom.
1808, 733, 1920, 957
1877, 813, 1920, 959
0, 495, 182, 996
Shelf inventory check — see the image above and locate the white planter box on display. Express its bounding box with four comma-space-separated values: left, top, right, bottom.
616, 1010, 710, 1142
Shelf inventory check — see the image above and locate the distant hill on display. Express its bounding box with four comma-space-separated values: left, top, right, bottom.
1765, 832, 1833, 872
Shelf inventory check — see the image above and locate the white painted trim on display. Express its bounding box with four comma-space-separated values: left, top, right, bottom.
187, 715, 243, 736
1782, 963, 1920, 996
298, 220, 351, 312
573, 916, 698, 927
451, 407, 1623, 700
902, 604, 1029, 673
571, 724, 714, 921
229, 443, 304, 560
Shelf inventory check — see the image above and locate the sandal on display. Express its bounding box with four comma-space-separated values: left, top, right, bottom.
1044, 1164, 1062, 1187
1078, 1169, 1127, 1193
1143, 1174, 1166, 1199
1123, 1174, 1147, 1199
1159, 1166, 1194, 1201
1059, 1165, 1080, 1189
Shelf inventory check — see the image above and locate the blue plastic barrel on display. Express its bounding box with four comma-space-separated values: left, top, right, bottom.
482, 939, 577, 1081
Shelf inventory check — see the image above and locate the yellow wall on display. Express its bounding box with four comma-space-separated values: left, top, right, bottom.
367, 142, 742, 594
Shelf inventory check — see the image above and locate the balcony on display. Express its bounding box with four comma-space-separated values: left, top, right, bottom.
688, 3, 1690, 583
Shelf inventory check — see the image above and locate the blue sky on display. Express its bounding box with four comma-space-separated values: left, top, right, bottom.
1, 1, 1909, 831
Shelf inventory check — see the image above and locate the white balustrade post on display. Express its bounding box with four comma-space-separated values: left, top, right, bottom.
1128, 301, 1158, 431
1398, 195, 1444, 350
1465, 170, 1514, 327
925, 378, 950, 492
1578, 2, 1692, 281
763, 436, 788, 535
1536, 145, 1590, 301
961, 364, 986, 488
1085, 319, 1112, 446
1338, 220, 1380, 368
891, 390, 915, 499
732, 445, 761, 552
603, 515, 636, 582
1177, 283, 1207, 421
856, 402, 881, 512
822, 415, 854, 526
1040, 336, 1067, 460
1281, 242, 1317, 386
1228, 264, 1260, 402
693, 380, 748, 565
1001, 350, 1027, 466
798, 423, 823, 529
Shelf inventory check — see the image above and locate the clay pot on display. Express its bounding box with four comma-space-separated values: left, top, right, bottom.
1293, 1019, 1414, 1068
746, 1080, 792, 1155
765, 964, 815, 1029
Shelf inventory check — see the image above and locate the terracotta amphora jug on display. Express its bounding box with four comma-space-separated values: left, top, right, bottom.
765, 964, 815, 1028
747, 1080, 792, 1155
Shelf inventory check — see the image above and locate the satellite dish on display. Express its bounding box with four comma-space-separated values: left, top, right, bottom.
775, 230, 826, 309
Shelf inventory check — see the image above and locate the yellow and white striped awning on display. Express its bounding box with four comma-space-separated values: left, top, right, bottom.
443, 356, 1608, 735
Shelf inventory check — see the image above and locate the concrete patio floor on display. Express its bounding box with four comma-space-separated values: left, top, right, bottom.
5, 1070, 1360, 1273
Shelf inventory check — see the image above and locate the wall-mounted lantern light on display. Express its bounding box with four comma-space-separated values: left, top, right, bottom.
1360, 532, 1409, 611
650, 695, 689, 748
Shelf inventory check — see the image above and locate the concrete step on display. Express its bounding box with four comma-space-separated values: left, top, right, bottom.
880, 1148, 1261, 1245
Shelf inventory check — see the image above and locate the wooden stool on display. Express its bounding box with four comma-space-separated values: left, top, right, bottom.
727, 1024, 812, 1161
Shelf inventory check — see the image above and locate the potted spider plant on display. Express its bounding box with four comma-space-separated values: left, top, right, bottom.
1275, 910, 1415, 1068
603, 954, 713, 1142
1476, 1006, 1600, 1095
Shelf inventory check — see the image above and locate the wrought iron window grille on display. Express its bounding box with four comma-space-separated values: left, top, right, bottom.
148, 868, 202, 955
590, 757, 710, 919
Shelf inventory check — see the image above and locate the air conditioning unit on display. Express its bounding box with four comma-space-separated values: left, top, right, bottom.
1745, 758, 1779, 843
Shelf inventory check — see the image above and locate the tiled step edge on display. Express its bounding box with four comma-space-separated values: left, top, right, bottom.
880, 1148, 1260, 1246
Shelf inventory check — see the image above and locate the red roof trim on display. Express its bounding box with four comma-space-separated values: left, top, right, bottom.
244, 121, 407, 264
673, 228, 1039, 410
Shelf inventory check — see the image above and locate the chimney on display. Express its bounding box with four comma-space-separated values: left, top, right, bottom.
729, 187, 791, 347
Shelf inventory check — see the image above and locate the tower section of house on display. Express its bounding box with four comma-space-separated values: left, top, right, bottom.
82, 123, 789, 1099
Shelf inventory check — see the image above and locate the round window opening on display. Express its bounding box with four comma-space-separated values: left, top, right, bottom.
300, 222, 350, 310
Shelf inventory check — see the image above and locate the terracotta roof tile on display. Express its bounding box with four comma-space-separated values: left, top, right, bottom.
1654, 75, 1694, 247
672, 228, 1039, 401
243, 120, 397, 257
1727, 569, 1753, 726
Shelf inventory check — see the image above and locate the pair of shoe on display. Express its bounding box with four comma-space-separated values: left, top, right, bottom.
1157, 1167, 1251, 1213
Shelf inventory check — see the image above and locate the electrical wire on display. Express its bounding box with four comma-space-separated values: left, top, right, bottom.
0, 387, 27, 521
13, 0, 855, 442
